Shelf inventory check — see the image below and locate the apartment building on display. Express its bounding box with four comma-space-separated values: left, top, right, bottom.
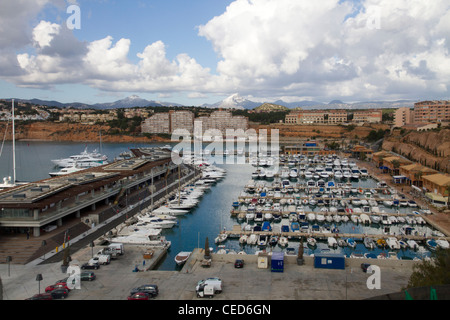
328, 110, 348, 124
141, 110, 247, 136
195, 110, 249, 135
413, 100, 450, 124
352, 109, 382, 123
285, 109, 349, 125
169, 110, 194, 134
394, 107, 414, 127
142, 112, 171, 134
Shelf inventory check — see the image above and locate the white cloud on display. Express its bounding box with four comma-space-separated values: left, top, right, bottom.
32, 20, 61, 48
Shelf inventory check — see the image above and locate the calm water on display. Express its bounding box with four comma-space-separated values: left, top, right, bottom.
0, 141, 434, 270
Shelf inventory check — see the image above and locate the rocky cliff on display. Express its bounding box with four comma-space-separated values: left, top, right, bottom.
0, 122, 168, 143
382, 129, 450, 173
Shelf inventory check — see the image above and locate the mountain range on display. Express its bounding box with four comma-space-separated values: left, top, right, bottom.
6, 94, 416, 110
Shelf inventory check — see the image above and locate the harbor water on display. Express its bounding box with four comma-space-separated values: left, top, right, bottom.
0, 141, 438, 270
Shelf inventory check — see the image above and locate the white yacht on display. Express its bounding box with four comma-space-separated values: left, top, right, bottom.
51, 147, 108, 168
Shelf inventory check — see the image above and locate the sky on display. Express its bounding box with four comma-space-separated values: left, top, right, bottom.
0, 0, 449, 106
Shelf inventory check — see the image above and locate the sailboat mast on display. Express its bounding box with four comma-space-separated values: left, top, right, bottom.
12, 99, 16, 184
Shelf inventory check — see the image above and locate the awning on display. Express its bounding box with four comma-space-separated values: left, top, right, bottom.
425, 193, 448, 204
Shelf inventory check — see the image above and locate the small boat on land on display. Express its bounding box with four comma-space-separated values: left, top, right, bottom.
175, 251, 191, 266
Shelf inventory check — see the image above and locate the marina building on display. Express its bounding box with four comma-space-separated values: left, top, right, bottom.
399, 163, 437, 188
414, 100, 450, 124
0, 148, 186, 238
422, 173, 450, 198
381, 156, 412, 176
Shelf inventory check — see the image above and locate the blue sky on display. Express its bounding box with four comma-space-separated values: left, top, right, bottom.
0, 0, 449, 105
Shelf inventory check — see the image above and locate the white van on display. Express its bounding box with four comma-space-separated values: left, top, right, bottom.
89, 254, 110, 265
195, 277, 222, 293
108, 243, 124, 255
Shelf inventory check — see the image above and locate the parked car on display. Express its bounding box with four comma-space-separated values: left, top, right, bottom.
25, 293, 53, 300
234, 259, 245, 268
81, 262, 100, 270
361, 263, 371, 273
80, 271, 96, 281
45, 282, 70, 293
127, 292, 152, 300
49, 288, 69, 299
130, 284, 158, 297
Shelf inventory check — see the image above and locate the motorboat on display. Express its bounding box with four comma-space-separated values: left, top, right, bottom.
239, 234, 248, 244
291, 222, 300, 232
407, 239, 419, 250
346, 238, 356, 248
363, 237, 376, 249
49, 165, 84, 177
152, 206, 188, 216
386, 237, 401, 250
436, 239, 450, 249
398, 239, 408, 249
51, 147, 108, 168
215, 233, 228, 244
370, 215, 381, 224
376, 238, 387, 248
278, 236, 288, 247
257, 234, 268, 246
269, 235, 278, 246
360, 214, 371, 225
137, 217, 177, 229
307, 237, 317, 247
337, 238, 347, 247
175, 251, 191, 266
247, 234, 258, 245
426, 239, 438, 251
327, 237, 338, 248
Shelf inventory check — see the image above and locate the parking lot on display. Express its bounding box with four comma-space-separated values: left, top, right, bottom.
1, 243, 415, 301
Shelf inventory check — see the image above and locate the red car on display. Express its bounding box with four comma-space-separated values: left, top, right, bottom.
127, 292, 151, 300
45, 282, 71, 293
25, 293, 53, 300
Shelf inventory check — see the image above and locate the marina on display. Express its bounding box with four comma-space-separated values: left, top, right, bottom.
0, 142, 449, 270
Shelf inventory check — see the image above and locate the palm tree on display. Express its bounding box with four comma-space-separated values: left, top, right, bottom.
204, 237, 211, 260
391, 159, 400, 175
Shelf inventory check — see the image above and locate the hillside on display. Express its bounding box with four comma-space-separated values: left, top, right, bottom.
382, 128, 450, 173
254, 103, 289, 112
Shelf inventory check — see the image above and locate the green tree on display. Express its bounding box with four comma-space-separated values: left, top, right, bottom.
407, 249, 450, 288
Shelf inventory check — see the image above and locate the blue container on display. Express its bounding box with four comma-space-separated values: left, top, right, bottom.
271, 252, 284, 272
314, 253, 345, 270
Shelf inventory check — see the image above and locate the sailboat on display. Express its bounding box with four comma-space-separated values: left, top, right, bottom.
0, 99, 27, 190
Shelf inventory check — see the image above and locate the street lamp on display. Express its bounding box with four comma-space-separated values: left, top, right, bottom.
36, 274, 43, 294
41, 240, 47, 260
6, 256, 12, 277
90, 241, 95, 258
